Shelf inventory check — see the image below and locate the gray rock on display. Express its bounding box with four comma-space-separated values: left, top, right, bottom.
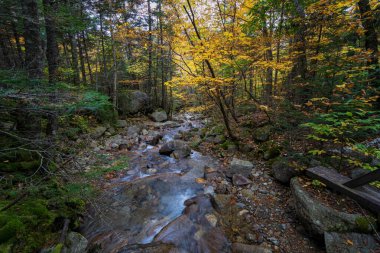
232, 174, 252, 186
159, 140, 191, 158
91, 126, 107, 139
228, 158, 254, 178
116, 120, 127, 128
118, 90, 151, 115
150, 111, 168, 122
290, 177, 369, 238
253, 125, 271, 142
324, 232, 380, 253
271, 158, 300, 184
127, 125, 141, 136
231, 243, 272, 253
62, 232, 88, 253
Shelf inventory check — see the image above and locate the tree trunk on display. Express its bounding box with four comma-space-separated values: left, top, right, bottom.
77, 35, 87, 84
69, 34, 80, 85
21, 0, 43, 78
147, 0, 153, 95
82, 31, 94, 84
263, 21, 273, 103
358, 0, 379, 107
43, 0, 59, 83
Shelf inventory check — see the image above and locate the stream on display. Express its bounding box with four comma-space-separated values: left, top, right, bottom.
82, 114, 230, 253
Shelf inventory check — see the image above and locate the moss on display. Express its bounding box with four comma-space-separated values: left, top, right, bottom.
2, 160, 41, 172
0, 217, 25, 243
52, 243, 63, 253
220, 139, 236, 150
355, 216, 377, 233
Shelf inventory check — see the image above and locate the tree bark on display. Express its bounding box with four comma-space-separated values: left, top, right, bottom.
21, 0, 43, 78
69, 34, 80, 85
77, 35, 87, 84
43, 0, 59, 83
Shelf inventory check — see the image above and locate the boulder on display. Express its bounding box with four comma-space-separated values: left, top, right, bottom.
232, 174, 252, 186
253, 125, 271, 142
227, 158, 254, 178
324, 232, 379, 253
91, 126, 107, 139
150, 111, 168, 122
159, 140, 191, 158
118, 90, 151, 115
271, 157, 300, 184
290, 177, 371, 238
62, 232, 88, 253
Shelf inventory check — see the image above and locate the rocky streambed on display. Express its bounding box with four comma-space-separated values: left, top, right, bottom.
78, 114, 379, 253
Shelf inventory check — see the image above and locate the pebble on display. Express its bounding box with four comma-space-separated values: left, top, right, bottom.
268, 237, 280, 246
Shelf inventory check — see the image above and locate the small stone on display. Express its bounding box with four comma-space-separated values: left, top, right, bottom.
238, 209, 249, 216
232, 174, 252, 186
110, 143, 119, 149
116, 119, 127, 128
205, 214, 218, 227
142, 129, 149, 135
147, 168, 157, 174
268, 237, 280, 246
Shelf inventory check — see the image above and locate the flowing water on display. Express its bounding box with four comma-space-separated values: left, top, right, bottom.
82, 114, 230, 253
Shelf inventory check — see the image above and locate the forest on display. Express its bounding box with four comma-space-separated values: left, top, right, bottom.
0, 0, 379, 252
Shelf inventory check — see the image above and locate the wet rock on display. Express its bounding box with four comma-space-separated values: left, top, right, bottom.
271, 157, 300, 184
204, 167, 224, 180
116, 120, 127, 128
127, 125, 141, 136
117, 242, 176, 253
150, 111, 168, 122
159, 140, 191, 158
91, 126, 107, 139
324, 232, 380, 253
253, 125, 271, 142
228, 158, 254, 178
290, 177, 370, 238
118, 90, 151, 115
62, 232, 88, 253
232, 174, 252, 186
231, 243, 272, 253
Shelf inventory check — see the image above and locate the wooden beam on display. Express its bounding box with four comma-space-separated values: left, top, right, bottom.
343, 169, 380, 188
306, 166, 380, 214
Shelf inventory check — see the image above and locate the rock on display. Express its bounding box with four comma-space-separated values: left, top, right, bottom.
228, 158, 254, 178
159, 140, 191, 158
150, 111, 168, 122
146, 134, 162, 146
205, 214, 218, 227
91, 126, 107, 139
62, 232, 88, 253
241, 189, 254, 199
118, 90, 151, 115
212, 194, 234, 211
253, 125, 271, 142
127, 125, 141, 136
107, 127, 116, 135
268, 237, 280, 246
110, 143, 119, 149
231, 243, 272, 253
290, 177, 370, 238
227, 144, 238, 152
232, 174, 252, 186
239, 144, 253, 153
271, 157, 300, 184
116, 119, 127, 128
213, 135, 226, 144
324, 232, 380, 253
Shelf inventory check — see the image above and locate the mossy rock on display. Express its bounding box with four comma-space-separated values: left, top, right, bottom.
253, 125, 272, 142
220, 139, 237, 150
259, 141, 282, 160
355, 216, 377, 233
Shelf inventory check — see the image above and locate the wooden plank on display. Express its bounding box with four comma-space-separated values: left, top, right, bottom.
306, 166, 380, 214
343, 169, 380, 188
